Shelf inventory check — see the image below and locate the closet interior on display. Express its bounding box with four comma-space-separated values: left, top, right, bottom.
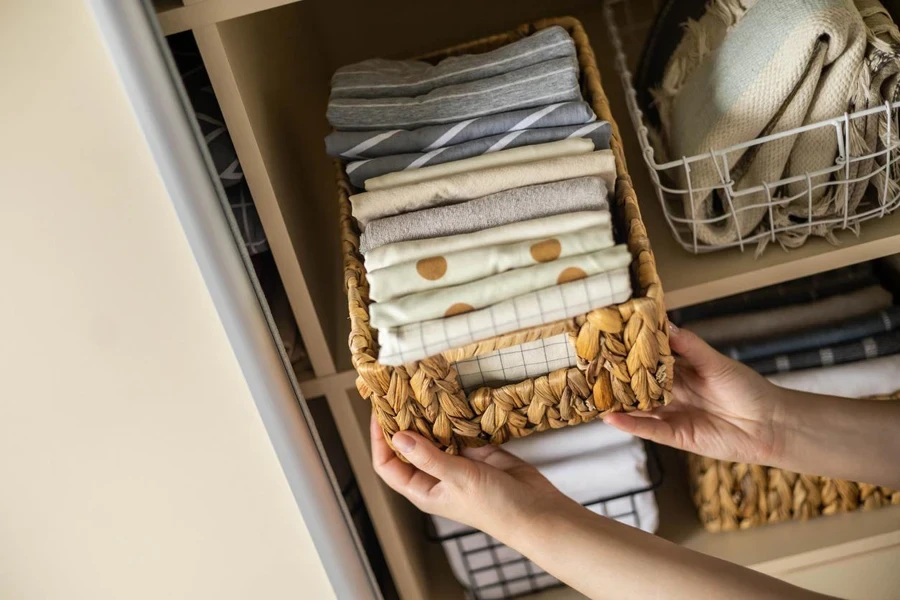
155, 0, 900, 598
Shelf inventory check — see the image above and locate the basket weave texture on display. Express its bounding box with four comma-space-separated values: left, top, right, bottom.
688, 392, 900, 532
337, 17, 673, 455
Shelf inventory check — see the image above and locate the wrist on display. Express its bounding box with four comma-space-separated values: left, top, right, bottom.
766, 384, 805, 467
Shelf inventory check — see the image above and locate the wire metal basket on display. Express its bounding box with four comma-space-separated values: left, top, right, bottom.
427, 443, 663, 600
604, 0, 900, 254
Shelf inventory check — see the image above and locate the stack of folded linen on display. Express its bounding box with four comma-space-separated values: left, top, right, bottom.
671, 261, 900, 392
326, 26, 632, 368
431, 420, 659, 599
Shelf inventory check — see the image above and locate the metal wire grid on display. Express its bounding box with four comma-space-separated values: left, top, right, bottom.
427, 443, 663, 600
603, 0, 900, 254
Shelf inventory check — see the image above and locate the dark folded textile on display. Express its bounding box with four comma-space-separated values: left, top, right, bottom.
669, 263, 876, 324
721, 305, 900, 362
747, 328, 900, 375
633, 0, 707, 128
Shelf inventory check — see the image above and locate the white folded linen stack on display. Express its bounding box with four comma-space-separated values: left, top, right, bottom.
431, 420, 658, 598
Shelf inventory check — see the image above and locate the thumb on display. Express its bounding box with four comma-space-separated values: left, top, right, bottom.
669, 324, 730, 378
392, 431, 468, 483
604, 413, 678, 448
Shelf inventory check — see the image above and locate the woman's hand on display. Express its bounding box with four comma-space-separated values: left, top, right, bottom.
605, 324, 786, 466
369, 415, 573, 539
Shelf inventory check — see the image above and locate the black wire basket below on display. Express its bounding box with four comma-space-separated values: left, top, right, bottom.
426, 442, 664, 600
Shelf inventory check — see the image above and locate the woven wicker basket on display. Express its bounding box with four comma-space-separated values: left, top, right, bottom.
688, 392, 900, 532
336, 16, 673, 455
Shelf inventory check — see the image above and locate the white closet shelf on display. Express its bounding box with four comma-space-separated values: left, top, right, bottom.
161, 0, 900, 597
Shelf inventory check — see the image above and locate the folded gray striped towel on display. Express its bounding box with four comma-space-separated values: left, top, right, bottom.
345, 121, 611, 188
326, 56, 581, 131
359, 176, 609, 253
325, 101, 595, 158
330, 26, 575, 99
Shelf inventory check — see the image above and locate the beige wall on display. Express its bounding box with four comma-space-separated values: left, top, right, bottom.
0, 3, 335, 599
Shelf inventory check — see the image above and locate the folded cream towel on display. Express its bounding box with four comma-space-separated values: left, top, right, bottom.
351, 150, 616, 227
655, 0, 867, 245
370, 246, 631, 329
364, 210, 611, 271
363, 138, 595, 191
360, 175, 609, 252
377, 268, 632, 365
685, 285, 894, 347
769, 353, 900, 397
368, 224, 614, 302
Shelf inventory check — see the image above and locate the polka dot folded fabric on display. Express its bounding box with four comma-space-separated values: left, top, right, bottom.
367, 224, 615, 302
364, 210, 610, 271
376, 268, 633, 366
369, 245, 631, 328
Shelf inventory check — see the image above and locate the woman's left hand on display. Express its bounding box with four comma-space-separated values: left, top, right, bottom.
369, 415, 572, 538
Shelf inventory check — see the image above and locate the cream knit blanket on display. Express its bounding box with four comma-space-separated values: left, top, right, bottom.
655, 0, 867, 246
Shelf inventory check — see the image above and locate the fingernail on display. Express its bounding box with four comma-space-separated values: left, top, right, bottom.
392, 432, 416, 454
668, 321, 679, 334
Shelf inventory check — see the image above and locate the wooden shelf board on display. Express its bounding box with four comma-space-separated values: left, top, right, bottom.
156, 0, 303, 36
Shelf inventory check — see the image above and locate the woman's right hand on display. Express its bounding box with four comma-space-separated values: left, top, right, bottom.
605, 324, 786, 466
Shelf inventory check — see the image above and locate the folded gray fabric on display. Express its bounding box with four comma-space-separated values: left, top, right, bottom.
669, 263, 876, 324
326, 56, 581, 131
748, 329, 900, 375
345, 121, 611, 188
330, 26, 575, 100
325, 101, 595, 158
359, 176, 609, 253
721, 305, 900, 362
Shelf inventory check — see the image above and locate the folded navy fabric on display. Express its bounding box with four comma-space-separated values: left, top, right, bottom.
344, 121, 611, 187
721, 305, 900, 362
669, 263, 876, 324
330, 26, 575, 99
747, 328, 900, 375
325, 101, 596, 158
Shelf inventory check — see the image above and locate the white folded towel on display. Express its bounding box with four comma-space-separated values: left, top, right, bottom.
432, 435, 657, 597
769, 354, 900, 398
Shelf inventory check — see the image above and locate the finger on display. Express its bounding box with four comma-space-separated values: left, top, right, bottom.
604, 412, 678, 447
370, 415, 441, 501
392, 430, 471, 485
669, 324, 730, 378
461, 443, 526, 470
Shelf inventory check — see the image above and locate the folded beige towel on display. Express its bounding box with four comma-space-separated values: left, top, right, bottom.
351, 150, 616, 227
364, 210, 611, 271
686, 285, 894, 347
363, 138, 595, 191
655, 0, 867, 246
377, 268, 633, 365
368, 224, 614, 302
370, 246, 631, 329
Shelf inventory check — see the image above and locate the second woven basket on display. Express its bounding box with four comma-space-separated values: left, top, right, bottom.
688, 392, 900, 531
337, 17, 673, 455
